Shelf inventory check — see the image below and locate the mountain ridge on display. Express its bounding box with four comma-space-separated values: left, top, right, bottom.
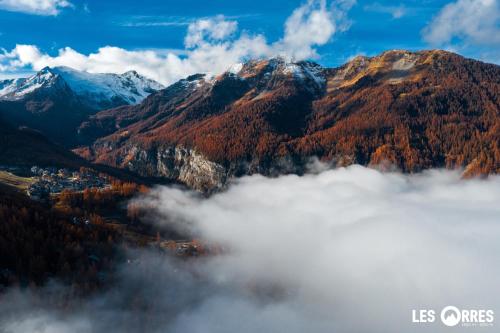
0, 66, 164, 146
73, 49, 499, 191
0, 66, 164, 108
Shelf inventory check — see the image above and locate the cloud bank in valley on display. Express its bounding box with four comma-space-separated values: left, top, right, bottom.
2, 165, 500, 333
0, 0, 354, 85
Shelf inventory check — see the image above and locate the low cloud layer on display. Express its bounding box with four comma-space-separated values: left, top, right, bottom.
0, 0, 354, 85
2, 166, 500, 332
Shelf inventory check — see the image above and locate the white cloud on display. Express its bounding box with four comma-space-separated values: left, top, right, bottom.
184, 15, 238, 48
364, 2, 406, 19
423, 0, 500, 46
0, 0, 354, 85
2, 166, 500, 332
0, 0, 72, 16
275, 0, 337, 60
143, 166, 500, 332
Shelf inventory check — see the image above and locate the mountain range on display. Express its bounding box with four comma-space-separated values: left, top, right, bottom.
0, 50, 498, 191
76, 50, 499, 191
0, 67, 163, 146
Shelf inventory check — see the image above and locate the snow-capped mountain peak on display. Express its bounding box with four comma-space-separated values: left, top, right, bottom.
0, 67, 63, 100
49, 66, 165, 108
0, 77, 28, 98
0, 66, 164, 109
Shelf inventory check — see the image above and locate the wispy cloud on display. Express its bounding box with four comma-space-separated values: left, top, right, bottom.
120, 16, 193, 27
422, 0, 500, 46
364, 2, 407, 19
0, 0, 72, 16
421, 0, 500, 64
119, 14, 261, 28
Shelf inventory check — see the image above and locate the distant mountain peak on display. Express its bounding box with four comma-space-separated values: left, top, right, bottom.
0, 66, 164, 108
326, 49, 464, 91
39, 66, 55, 73
122, 70, 140, 77
185, 73, 207, 82
0, 66, 165, 147
224, 57, 327, 96
0, 67, 64, 100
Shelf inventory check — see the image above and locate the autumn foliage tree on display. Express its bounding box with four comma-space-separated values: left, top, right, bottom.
0, 185, 118, 290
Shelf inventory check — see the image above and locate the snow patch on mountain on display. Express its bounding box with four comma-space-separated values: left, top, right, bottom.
268, 58, 326, 93
0, 67, 164, 109
227, 63, 243, 74
0, 68, 61, 100
0, 78, 26, 97
52, 67, 164, 108
302, 62, 327, 90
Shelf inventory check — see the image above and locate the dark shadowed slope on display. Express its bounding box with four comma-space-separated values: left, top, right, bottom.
0, 67, 163, 147
0, 117, 88, 169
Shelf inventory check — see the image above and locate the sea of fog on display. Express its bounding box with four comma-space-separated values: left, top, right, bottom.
2, 165, 500, 333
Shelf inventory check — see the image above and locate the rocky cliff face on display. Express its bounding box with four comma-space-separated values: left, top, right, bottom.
112, 145, 227, 192
97, 143, 311, 192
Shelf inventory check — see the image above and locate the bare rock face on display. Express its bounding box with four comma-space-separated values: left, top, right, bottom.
111, 143, 310, 192
125, 145, 227, 192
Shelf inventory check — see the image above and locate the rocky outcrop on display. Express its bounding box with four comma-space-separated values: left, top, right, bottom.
123, 145, 228, 192
92, 142, 316, 192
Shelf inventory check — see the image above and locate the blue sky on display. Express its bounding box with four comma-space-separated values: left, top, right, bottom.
0, 0, 498, 83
